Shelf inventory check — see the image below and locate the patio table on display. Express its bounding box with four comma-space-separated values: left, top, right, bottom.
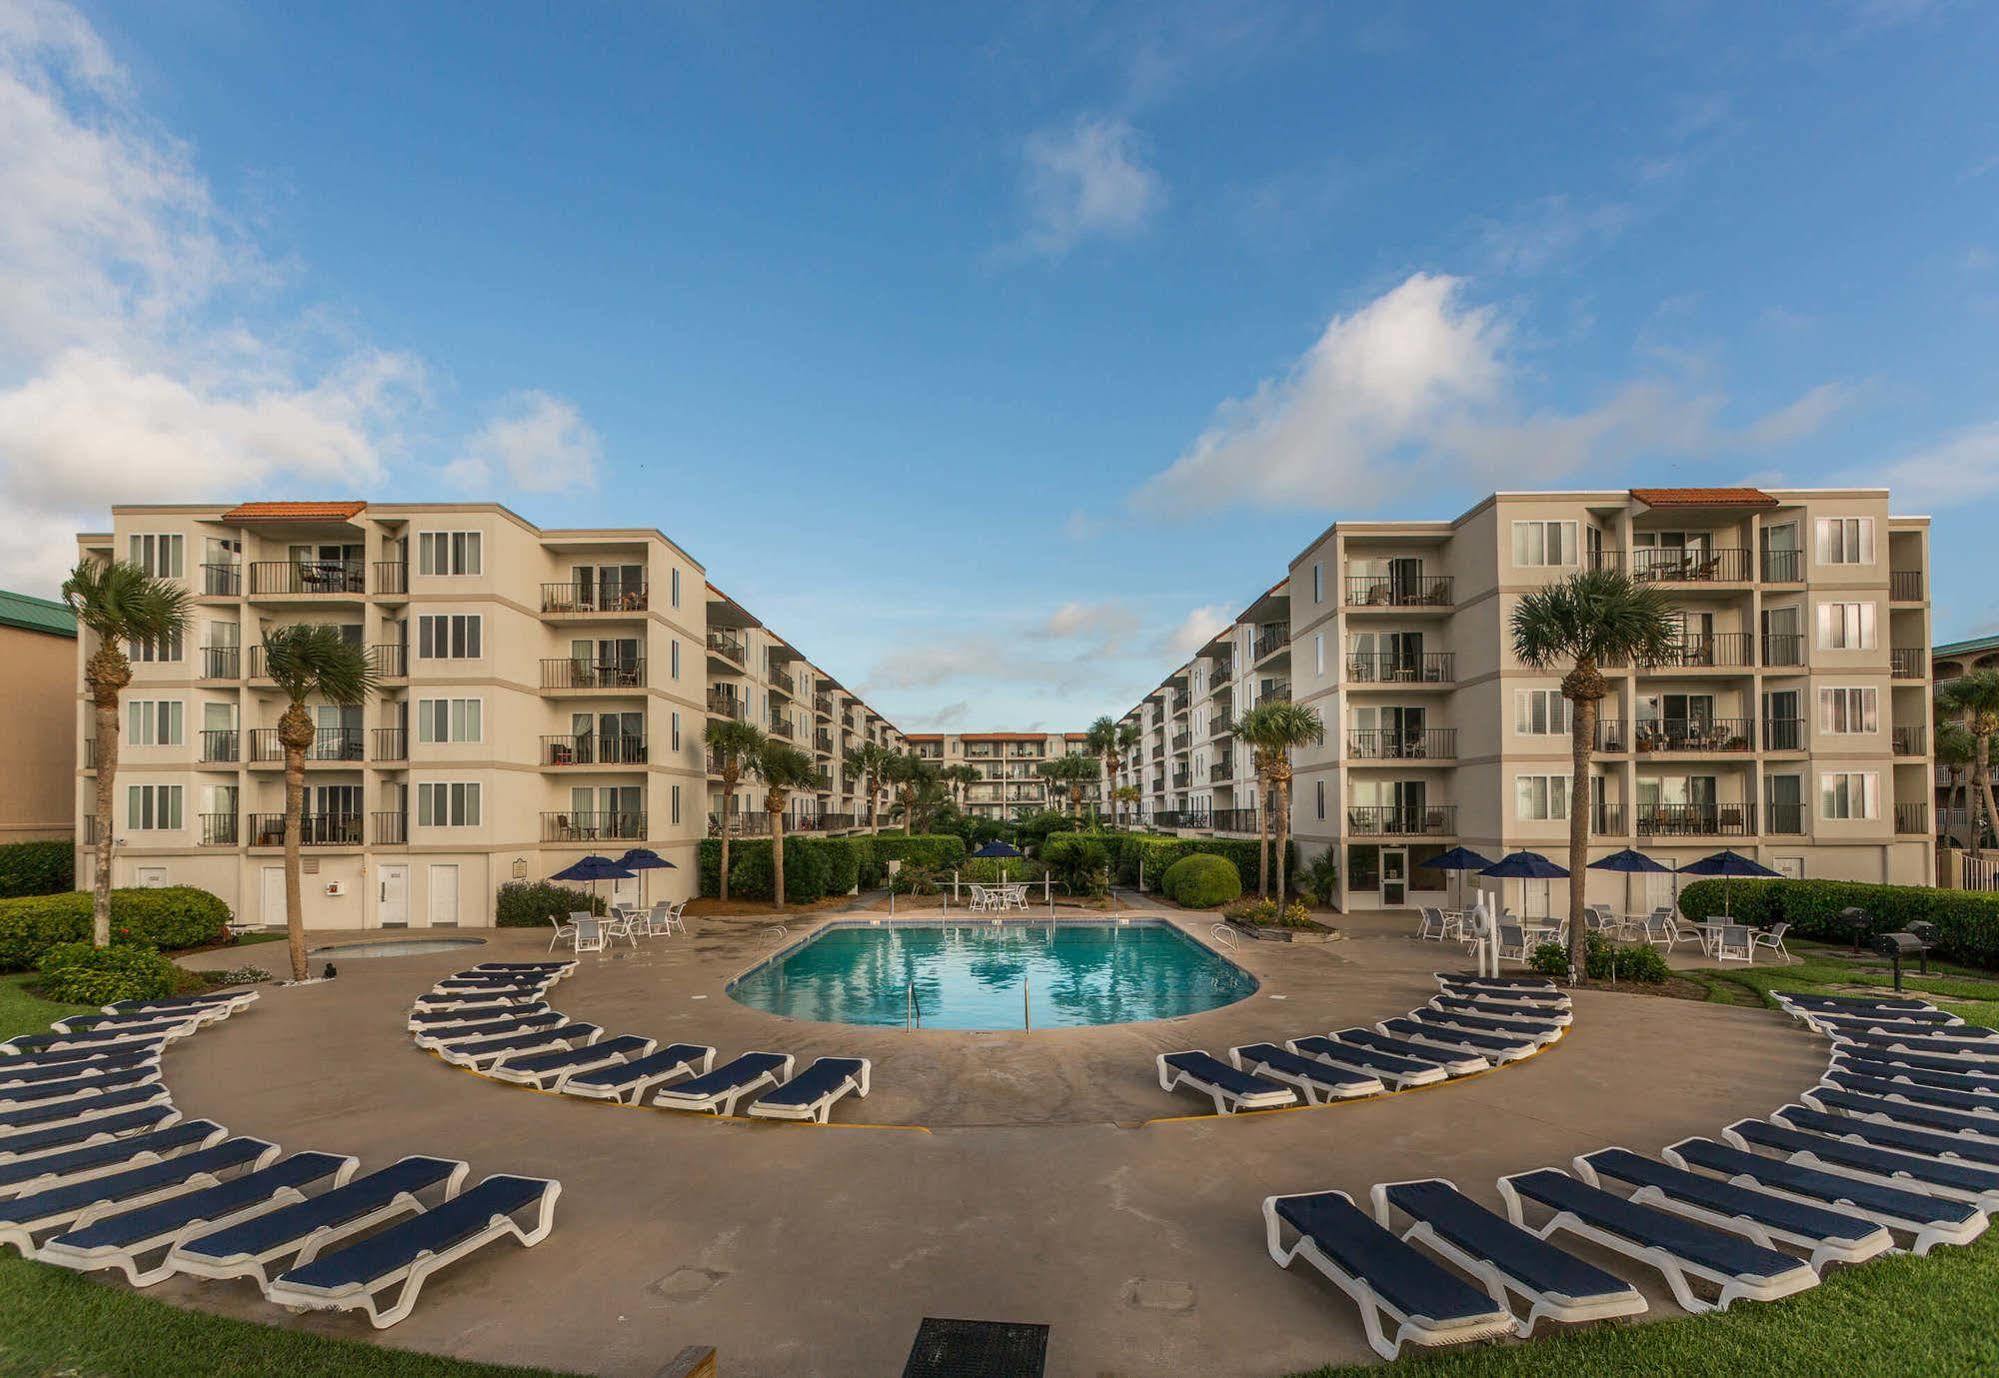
1696, 921, 1755, 963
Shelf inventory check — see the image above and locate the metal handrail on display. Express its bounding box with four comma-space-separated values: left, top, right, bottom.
1210, 922, 1239, 951
764, 923, 788, 943
905, 981, 919, 1032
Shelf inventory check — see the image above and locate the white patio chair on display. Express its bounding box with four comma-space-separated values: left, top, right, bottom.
665, 899, 689, 934
640, 901, 672, 936
602, 909, 640, 946
1641, 909, 1690, 950
572, 916, 606, 954
1495, 923, 1530, 963
548, 913, 579, 952
1751, 922, 1791, 963
967, 884, 992, 913
1415, 907, 1446, 941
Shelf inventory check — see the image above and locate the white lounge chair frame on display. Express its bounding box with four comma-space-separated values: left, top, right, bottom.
561, 1045, 715, 1105
1230, 1045, 1383, 1103
747, 1059, 872, 1123
0, 1140, 280, 1257
1287, 1037, 1448, 1091
653, 1054, 795, 1117
1799, 1087, 1999, 1146
1155, 1051, 1297, 1114
1722, 1119, 1999, 1212
487, 1037, 658, 1091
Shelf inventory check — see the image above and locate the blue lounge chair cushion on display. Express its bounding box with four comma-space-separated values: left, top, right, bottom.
1436, 971, 1557, 989
1584, 1148, 1881, 1245
1508, 1169, 1803, 1282
51, 1151, 350, 1250
1778, 1105, 1999, 1167
759, 1058, 865, 1110
1162, 1051, 1291, 1100
1295, 1035, 1436, 1079
276, 1175, 552, 1290
1382, 1180, 1635, 1303
1671, 1137, 1979, 1230
1783, 993, 1933, 1012
1842, 1049, 1999, 1082
1835, 1057, 1999, 1098
0, 1106, 178, 1161
177, 1156, 464, 1265
1275, 1192, 1503, 1323
7, 1021, 185, 1050
1414, 1008, 1561, 1039
1810, 1088, 1999, 1139
439, 1024, 596, 1059
1730, 1118, 1999, 1197
1336, 1028, 1474, 1069
0, 1049, 158, 1085
500, 1035, 651, 1076
408, 1002, 546, 1025
0, 1138, 273, 1229
1234, 1044, 1380, 1092
1839, 1032, 1999, 1060
419, 1013, 560, 1042
0, 1041, 167, 1069
0, 1120, 224, 1195
565, 1043, 710, 1093
660, 1052, 790, 1101
1382, 1019, 1532, 1056
0, 1085, 163, 1132
0, 1065, 157, 1107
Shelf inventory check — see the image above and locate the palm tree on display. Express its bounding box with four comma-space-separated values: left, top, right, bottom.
941, 764, 980, 808
1113, 784, 1141, 826
704, 718, 768, 901
62, 560, 191, 948
1086, 716, 1124, 821
883, 752, 939, 833
1940, 670, 1999, 860
1512, 569, 1678, 981
1935, 718, 1976, 852
843, 742, 891, 833
1038, 754, 1100, 820
1235, 701, 1324, 902
747, 742, 822, 907
262, 624, 378, 982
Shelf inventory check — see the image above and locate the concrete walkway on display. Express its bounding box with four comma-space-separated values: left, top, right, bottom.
142, 909, 1828, 1377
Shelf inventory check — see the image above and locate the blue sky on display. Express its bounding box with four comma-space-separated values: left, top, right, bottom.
3, 1, 1995, 729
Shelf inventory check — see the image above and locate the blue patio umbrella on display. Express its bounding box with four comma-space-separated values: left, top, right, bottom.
1479, 851, 1571, 923
1677, 849, 1782, 919
550, 854, 635, 908
971, 839, 1025, 881
1417, 845, 1493, 911
618, 847, 676, 908
1588, 847, 1674, 921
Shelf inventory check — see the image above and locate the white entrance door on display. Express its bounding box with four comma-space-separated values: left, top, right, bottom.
261, 866, 286, 928
378, 864, 410, 929
609, 874, 641, 912
427, 864, 460, 928
1380, 848, 1409, 907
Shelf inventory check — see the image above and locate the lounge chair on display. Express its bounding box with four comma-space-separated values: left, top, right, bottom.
436, 967, 551, 986
105, 990, 256, 1016
1156, 1051, 1298, 1114
1574, 1146, 1892, 1270
0, 1048, 159, 1090
1431, 994, 1573, 1028
39, 1151, 356, 1285
406, 1001, 550, 1033
1801, 1087, 1999, 1144
1810, 1012, 1997, 1040
1832, 1054, 1999, 1099
434, 1023, 600, 1072
1288, 1035, 1448, 1090
53, 1008, 218, 1035
1332, 1028, 1486, 1077
1263, 1189, 1517, 1358
5, 1022, 189, 1054
1832, 1030, 1999, 1063
1724, 1116, 1999, 1211
432, 976, 553, 997
568, 915, 605, 955
265, 1174, 560, 1328
1769, 1104, 1999, 1168
1434, 971, 1558, 989
1411, 1006, 1562, 1046
168, 1155, 467, 1290
488, 1035, 657, 1091
0, 1064, 160, 1111
1823, 1069, 1999, 1117
1434, 977, 1569, 1010
562, 1043, 715, 1104
1378, 1017, 1537, 1064
473, 961, 576, 981
410, 1011, 563, 1050
0, 1083, 172, 1134
409, 988, 544, 1011
1835, 1047, 1999, 1085
1498, 1167, 1819, 1313
1664, 1135, 1986, 1256
1779, 992, 1937, 1014
1415, 908, 1447, 942
0, 1137, 278, 1257
1231, 1043, 1385, 1103
654, 1052, 795, 1116
1369, 1177, 1646, 1336
0, 1120, 226, 1200
0, 1105, 181, 1165
747, 1057, 872, 1123
1789, 1001, 1958, 1026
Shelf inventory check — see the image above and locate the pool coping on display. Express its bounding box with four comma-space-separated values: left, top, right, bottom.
307, 936, 489, 957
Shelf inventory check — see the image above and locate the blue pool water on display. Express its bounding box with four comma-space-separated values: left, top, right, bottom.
726, 921, 1257, 1030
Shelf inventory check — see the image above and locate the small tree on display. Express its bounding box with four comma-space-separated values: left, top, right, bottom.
1941, 671, 1999, 862
843, 742, 891, 833
705, 718, 768, 901
883, 752, 941, 832
63, 560, 192, 948
1936, 718, 1976, 852
748, 742, 822, 907
941, 764, 980, 807
1113, 784, 1141, 826
262, 624, 378, 981
1235, 701, 1324, 901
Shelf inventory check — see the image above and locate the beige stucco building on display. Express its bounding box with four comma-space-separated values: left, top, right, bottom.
906, 732, 1092, 819
0, 591, 79, 843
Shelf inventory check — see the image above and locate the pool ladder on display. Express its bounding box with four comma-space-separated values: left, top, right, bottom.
905, 981, 920, 1031
1210, 922, 1239, 951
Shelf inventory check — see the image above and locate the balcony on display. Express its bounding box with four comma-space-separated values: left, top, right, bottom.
541, 811, 647, 843
1346, 804, 1457, 836
1646, 634, 1753, 670
707, 631, 746, 666
540, 658, 645, 690
247, 813, 363, 847
541, 733, 647, 766
1766, 802, 1806, 836
1210, 652, 1234, 679
1761, 634, 1806, 668
814, 693, 833, 717
1171, 731, 1191, 752
1591, 803, 1625, 836
768, 668, 795, 697
199, 729, 239, 764
541, 580, 647, 615
1896, 802, 1929, 836
1763, 718, 1805, 752
1761, 549, 1803, 583
1636, 803, 1756, 838
1154, 810, 1212, 830
768, 713, 794, 740
372, 728, 407, 761
1890, 569, 1923, 602
374, 811, 407, 846
1151, 744, 1165, 760
198, 645, 240, 679
714, 811, 772, 836
199, 813, 237, 846
248, 727, 364, 763
815, 729, 834, 753
1347, 652, 1455, 684
1254, 627, 1291, 661
373, 562, 408, 596
1595, 719, 1628, 752
1892, 725, 1926, 756
1631, 718, 1755, 753
1260, 678, 1291, 702
1890, 648, 1925, 680
1632, 547, 1751, 583
201, 563, 242, 597
1347, 728, 1457, 760
369, 643, 407, 679
1211, 807, 1259, 833
707, 689, 746, 720
248, 559, 364, 597
1210, 760, 1233, 782
1346, 575, 1453, 608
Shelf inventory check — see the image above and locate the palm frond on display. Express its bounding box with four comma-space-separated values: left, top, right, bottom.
260, 623, 380, 706
1511, 569, 1679, 671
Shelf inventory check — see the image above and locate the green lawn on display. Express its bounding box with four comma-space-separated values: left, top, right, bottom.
1680, 938, 1999, 1026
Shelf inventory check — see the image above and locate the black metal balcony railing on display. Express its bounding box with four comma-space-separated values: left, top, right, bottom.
1260, 679, 1291, 702
541, 811, 647, 843
1346, 575, 1454, 608
768, 714, 794, 740
1761, 549, 1803, 583
815, 730, 834, 753
1211, 653, 1234, 679
1890, 648, 1925, 680
199, 729, 239, 763
1636, 803, 1756, 837
373, 561, 408, 596
1347, 728, 1458, 760
1211, 807, 1259, 833
1347, 652, 1455, 684
541, 733, 647, 766
707, 689, 746, 720
1761, 634, 1806, 668
1152, 743, 1165, 760
1171, 770, 1192, 789
247, 813, 363, 847
814, 694, 833, 717
768, 669, 795, 697
1346, 804, 1457, 836
201, 563, 242, 597
1632, 718, 1755, 753
1254, 627, 1291, 661
249, 559, 364, 596
1210, 760, 1233, 782
1171, 731, 1191, 751
540, 658, 645, 690
1594, 719, 1628, 752
1890, 569, 1923, 602
1763, 718, 1805, 751
1647, 634, 1754, 669
199, 813, 237, 846
369, 643, 407, 678
707, 631, 746, 666
1765, 802, 1806, 835
199, 645, 240, 679
1631, 547, 1752, 583
372, 728, 407, 761
1153, 810, 1213, 830
540, 581, 647, 614
1896, 802, 1929, 836
1892, 725, 1926, 756
248, 727, 364, 762
1591, 803, 1625, 836
374, 811, 407, 846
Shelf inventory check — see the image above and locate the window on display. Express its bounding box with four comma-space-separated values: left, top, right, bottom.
1514, 689, 1573, 735
1512, 520, 1578, 567
127, 699, 183, 746
1815, 517, 1874, 566
416, 614, 482, 659
671, 785, 682, 827
415, 698, 482, 743
1315, 778, 1325, 821
416, 531, 482, 576
417, 782, 481, 827
670, 639, 680, 680
128, 627, 183, 662
671, 711, 681, 752
128, 533, 184, 578
671, 568, 681, 608
1818, 687, 1878, 735
1816, 601, 1876, 650
126, 784, 183, 830
1820, 771, 1879, 820
1314, 633, 1325, 677
1515, 775, 1571, 821
1312, 562, 1323, 603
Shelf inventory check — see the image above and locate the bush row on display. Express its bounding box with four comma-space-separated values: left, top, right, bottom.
495, 881, 607, 928
1098, 833, 1297, 897
1678, 878, 1999, 970
0, 887, 232, 971
696, 834, 966, 901
38, 941, 179, 1004
1528, 932, 1671, 984
0, 839, 73, 898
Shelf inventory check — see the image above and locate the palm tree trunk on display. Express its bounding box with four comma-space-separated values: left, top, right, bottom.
770, 801, 788, 908
869, 776, 880, 834
718, 765, 737, 901
1954, 769, 1971, 851
1978, 734, 1999, 862
1256, 772, 1271, 899
1275, 773, 1293, 901
89, 690, 119, 948
284, 745, 308, 982
1568, 695, 1596, 984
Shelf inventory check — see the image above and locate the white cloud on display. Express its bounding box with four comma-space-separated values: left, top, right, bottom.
449, 391, 601, 493
1846, 422, 1999, 508
1014, 115, 1163, 258
1478, 196, 1632, 275
1164, 604, 1231, 657
1037, 599, 1139, 650
1739, 382, 1855, 448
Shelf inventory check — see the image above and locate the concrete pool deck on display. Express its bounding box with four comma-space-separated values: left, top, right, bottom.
140, 907, 1831, 1376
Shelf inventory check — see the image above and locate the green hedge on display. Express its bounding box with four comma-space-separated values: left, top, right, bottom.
1678, 878, 1999, 969
1100, 832, 1296, 897
1162, 853, 1243, 909
857, 834, 968, 888
495, 881, 605, 928
697, 834, 940, 901
729, 844, 835, 903
0, 840, 72, 898
0, 887, 232, 971
1042, 835, 1109, 896
37, 941, 178, 1004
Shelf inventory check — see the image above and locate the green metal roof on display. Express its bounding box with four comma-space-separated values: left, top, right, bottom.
0, 590, 77, 639
1936, 633, 1999, 661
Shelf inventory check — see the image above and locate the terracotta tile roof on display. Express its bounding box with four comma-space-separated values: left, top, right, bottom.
220, 500, 366, 523
1629, 487, 1777, 509
904, 733, 944, 741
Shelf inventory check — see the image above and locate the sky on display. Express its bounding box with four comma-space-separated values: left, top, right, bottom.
2, 0, 1996, 732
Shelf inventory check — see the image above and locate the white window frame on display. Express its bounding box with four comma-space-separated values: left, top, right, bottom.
126, 784, 184, 831
128, 626, 184, 663
416, 531, 482, 576
1515, 774, 1571, 821
127, 699, 184, 747
1816, 601, 1876, 650
416, 614, 482, 660
128, 533, 184, 578
1817, 687, 1878, 735
415, 697, 483, 744
1820, 771, 1879, 821
1514, 689, 1573, 735
416, 781, 482, 828
1511, 519, 1578, 568
1814, 517, 1875, 566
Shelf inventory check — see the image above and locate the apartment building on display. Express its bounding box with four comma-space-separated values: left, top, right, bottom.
73, 501, 897, 930
0, 591, 78, 842
1108, 488, 1935, 913
906, 732, 1091, 819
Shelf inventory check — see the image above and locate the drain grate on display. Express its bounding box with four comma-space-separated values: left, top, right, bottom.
901, 1317, 1049, 1377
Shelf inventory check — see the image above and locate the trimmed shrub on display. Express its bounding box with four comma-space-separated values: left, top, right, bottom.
0, 839, 73, 898
1042, 836, 1110, 897
700, 834, 966, 897
0, 887, 231, 971
37, 941, 178, 1004
1163, 853, 1242, 909
821, 838, 861, 897
495, 881, 605, 928
1102, 832, 1296, 899
728, 841, 833, 904
856, 834, 968, 889
1224, 897, 1312, 927
1677, 878, 1999, 970
1529, 932, 1669, 983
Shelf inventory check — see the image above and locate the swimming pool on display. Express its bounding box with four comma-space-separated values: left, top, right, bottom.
307, 937, 486, 959
726, 921, 1257, 1030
